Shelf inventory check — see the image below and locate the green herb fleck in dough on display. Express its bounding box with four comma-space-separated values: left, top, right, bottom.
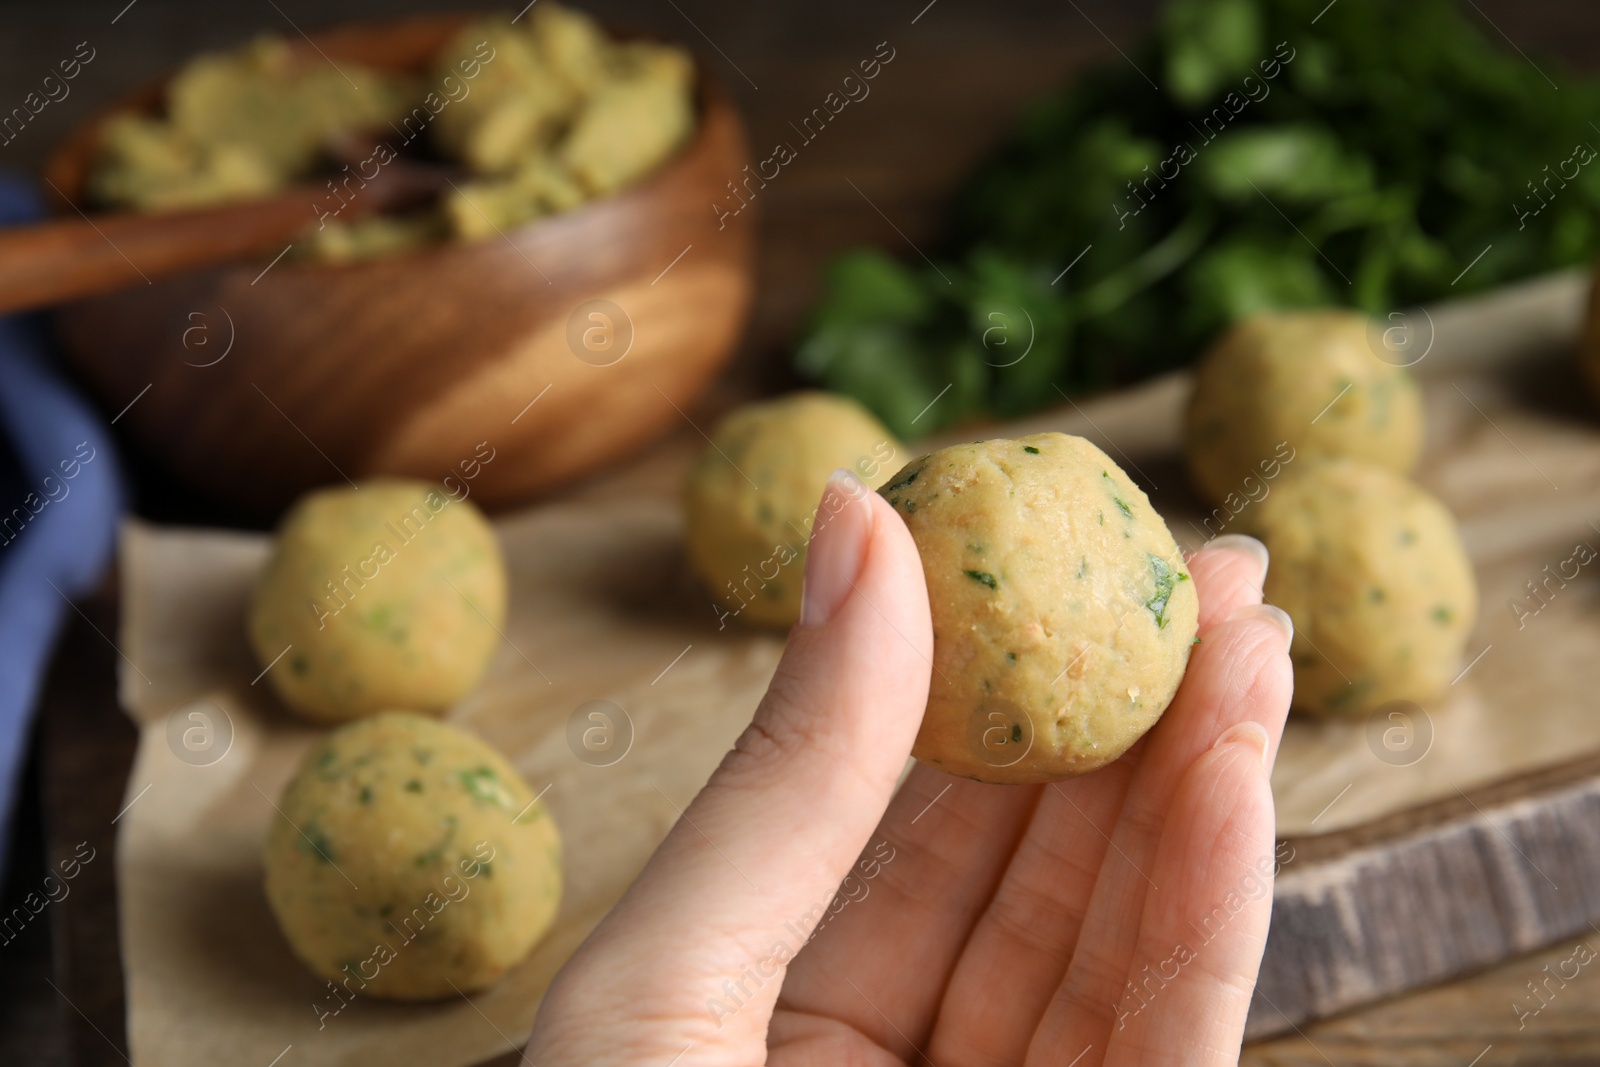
404, 779, 423, 793
1192, 636, 1202, 646
458, 766, 517, 810
884, 467, 921, 493
477, 861, 493, 879
358, 786, 373, 804
378, 903, 393, 918
1077, 558, 1089, 578
1011, 723, 1022, 743
298, 825, 337, 864
1006, 652, 1017, 663
1144, 554, 1186, 629
1102, 471, 1134, 518
964, 569, 999, 590
413, 748, 434, 765
1432, 605, 1454, 624
1368, 587, 1386, 604
1023, 445, 1040, 454
757, 501, 774, 524
1399, 529, 1417, 545
290, 654, 310, 677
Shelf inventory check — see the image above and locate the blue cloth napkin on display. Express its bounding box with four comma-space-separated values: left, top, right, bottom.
0, 175, 123, 885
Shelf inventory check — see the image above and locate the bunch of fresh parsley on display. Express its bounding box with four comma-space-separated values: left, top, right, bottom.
796, 0, 1600, 438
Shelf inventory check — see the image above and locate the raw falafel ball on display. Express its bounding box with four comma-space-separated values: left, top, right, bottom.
1239, 460, 1477, 717
1186, 310, 1423, 506
263, 713, 561, 999
882, 432, 1197, 783
683, 392, 901, 628
249, 480, 507, 723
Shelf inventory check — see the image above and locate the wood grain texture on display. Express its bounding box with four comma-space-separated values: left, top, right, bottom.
1248, 752, 1600, 1041
44, 14, 756, 516
37, 584, 137, 1067
0, 186, 353, 315
1242, 940, 1600, 1066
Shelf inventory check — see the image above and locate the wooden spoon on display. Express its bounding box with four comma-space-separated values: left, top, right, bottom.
0, 159, 448, 316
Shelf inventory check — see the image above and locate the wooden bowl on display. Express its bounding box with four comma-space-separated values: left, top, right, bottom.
44, 14, 754, 515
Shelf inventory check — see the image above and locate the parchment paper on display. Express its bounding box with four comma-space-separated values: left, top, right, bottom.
115, 270, 1600, 1063
117, 448, 786, 1067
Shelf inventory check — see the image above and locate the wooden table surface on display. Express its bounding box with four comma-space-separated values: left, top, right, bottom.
8, 0, 1600, 1063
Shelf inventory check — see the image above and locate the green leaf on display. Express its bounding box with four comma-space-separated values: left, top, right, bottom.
798, 325, 921, 435
793, 0, 1600, 430
1161, 0, 1265, 108
1194, 125, 1373, 204
1179, 236, 1336, 338
802, 249, 933, 335
959, 251, 1072, 416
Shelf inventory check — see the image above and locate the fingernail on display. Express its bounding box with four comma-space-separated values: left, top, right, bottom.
800, 470, 874, 627
1229, 602, 1294, 646
1207, 534, 1270, 582
1213, 720, 1270, 769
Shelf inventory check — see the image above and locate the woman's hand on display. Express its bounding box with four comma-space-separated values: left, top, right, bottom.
527, 473, 1293, 1067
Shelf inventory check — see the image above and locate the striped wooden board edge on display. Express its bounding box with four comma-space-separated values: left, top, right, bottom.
1246, 749, 1600, 1039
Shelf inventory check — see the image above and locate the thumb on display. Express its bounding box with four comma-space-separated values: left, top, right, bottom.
531, 470, 932, 1060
